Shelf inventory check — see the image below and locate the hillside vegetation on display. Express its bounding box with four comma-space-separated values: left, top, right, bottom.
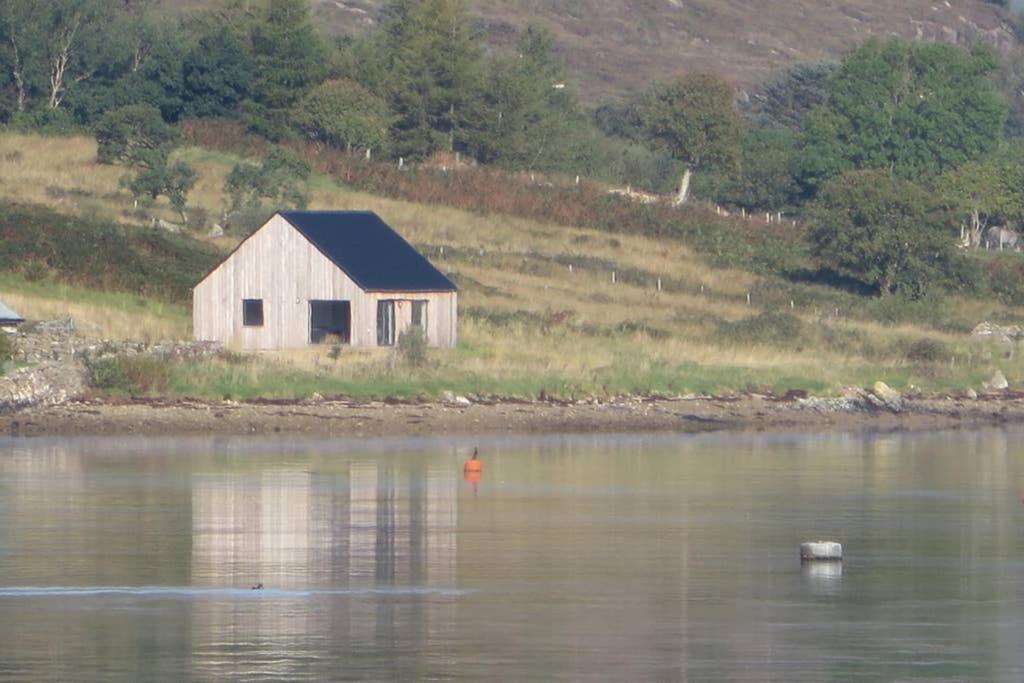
5, 1, 1024, 399
2, 131, 1024, 399
167, 0, 1017, 99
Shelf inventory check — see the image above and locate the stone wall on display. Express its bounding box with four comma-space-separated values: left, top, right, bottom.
1, 317, 225, 413
0, 362, 86, 413
10, 317, 223, 364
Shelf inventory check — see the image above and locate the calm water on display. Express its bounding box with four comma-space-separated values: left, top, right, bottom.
1, 430, 1024, 681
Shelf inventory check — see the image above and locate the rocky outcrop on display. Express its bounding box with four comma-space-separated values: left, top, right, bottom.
869, 381, 904, 412
971, 322, 1024, 344
985, 369, 1010, 391
0, 362, 86, 413
797, 382, 904, 413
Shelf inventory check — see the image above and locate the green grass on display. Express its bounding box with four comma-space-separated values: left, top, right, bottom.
157, 355, 930, 401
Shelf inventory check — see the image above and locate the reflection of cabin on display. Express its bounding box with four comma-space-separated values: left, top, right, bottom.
193, 210, 457, 350
0, 299, 24, 329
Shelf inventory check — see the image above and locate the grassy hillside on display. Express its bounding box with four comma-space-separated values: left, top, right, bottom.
2, 131, 1023, 398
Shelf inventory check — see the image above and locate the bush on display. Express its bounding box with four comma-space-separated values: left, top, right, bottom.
717, 311, 805, 346
899, 338, 950, 363
615, 320, 670, 339
397, 328, 428, 367
83, 353, 171, 396
0, 332, 15, 364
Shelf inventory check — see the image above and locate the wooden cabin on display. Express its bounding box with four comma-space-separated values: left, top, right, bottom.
193, 210, 457, 350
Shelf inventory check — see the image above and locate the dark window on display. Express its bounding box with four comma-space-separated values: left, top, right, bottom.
242, 299, 264, 327
411, 300, 427, 331
377, 300, 395, 346
310, 300, 351, 344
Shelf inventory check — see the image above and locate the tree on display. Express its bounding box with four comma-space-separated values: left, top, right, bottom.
639, 74, 742, 203
745, 62, 837, 130
809, 170, 955, 297
95, 104, 177, 166
225, 146, 310, 213
71, 15, 186, 125
124, 159, 197, 221
800, 39, 1007, 192
293, 79, 392, 154
698, 127, 800, 212
942, 149, 1024, 247
0, 0, 41, 114
378, 0, 484, 159
40, 0, 113, 109
469, 24, 583, 171
247, 0, 327, 138
182, 29, 253, 119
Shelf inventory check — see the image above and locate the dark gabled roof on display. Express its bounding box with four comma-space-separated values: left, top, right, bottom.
280, 210, 457, 292
0, 299, 24, 323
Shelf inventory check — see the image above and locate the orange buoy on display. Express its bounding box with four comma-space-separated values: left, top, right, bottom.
463, 447, 482, 474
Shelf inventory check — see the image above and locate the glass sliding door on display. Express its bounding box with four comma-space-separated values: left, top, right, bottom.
376, 300, 396, 346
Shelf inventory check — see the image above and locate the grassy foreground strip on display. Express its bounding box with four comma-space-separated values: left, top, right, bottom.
85, 318, 1011, 401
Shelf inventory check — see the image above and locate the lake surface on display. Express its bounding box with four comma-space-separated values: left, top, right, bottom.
1, 430, 1024, 681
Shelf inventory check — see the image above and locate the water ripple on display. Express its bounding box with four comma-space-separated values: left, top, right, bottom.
0, 586, 470, 598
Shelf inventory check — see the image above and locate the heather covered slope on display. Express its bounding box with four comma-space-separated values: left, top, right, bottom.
468, 0, 1018, 99
166, 0, 1019, 99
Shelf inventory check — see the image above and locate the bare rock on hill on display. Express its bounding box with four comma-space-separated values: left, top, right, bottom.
153, 218, 182, 234
971, 322, 1024, 343
985, 369, 1009, 391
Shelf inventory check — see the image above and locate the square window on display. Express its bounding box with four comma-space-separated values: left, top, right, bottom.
243, 299, 264, 327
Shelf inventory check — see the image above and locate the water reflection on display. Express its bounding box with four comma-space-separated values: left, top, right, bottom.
187, 457, 458, 680
802, 561, 843, 596
1, 431, 1024, 679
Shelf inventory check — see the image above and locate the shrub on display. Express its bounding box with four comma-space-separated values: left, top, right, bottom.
397, 328, 428, 367
899, 338, 949, 363
0, 332, 15, 364
717, 311, 805, 346
83, 353, 171, 396
615, 320, 670, 339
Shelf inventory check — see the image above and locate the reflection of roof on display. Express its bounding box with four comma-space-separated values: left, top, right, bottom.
279, 210, 457, 293
0, 300, 24, 324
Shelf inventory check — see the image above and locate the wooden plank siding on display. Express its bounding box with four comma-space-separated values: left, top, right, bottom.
193, 214, 457, 349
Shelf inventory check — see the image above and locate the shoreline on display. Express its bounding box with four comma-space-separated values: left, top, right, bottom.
4, 393, 1024, 438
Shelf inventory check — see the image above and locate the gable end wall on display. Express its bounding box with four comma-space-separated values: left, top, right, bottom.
193, 214, 457, 349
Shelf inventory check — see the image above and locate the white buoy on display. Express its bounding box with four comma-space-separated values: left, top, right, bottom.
800, 540, 843, 562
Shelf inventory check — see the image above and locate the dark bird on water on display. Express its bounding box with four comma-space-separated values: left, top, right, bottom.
251, 583, 263, 590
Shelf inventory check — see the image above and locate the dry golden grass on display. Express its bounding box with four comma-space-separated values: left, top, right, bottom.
0, 287, 189, 341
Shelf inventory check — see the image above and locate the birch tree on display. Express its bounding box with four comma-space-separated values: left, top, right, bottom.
639, 74, 741, 204
0, 0, 42, 113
